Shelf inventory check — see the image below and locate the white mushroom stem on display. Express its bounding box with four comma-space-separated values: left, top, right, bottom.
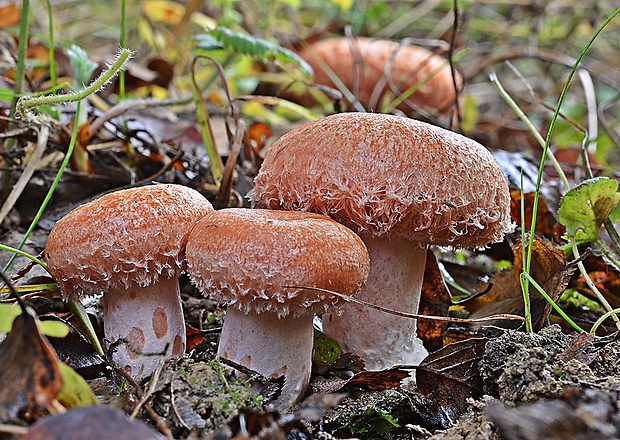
218, 307, 314, 410
323, 235, 428, 371
102, 276, 186, 380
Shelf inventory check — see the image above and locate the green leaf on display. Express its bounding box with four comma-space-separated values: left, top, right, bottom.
67, 44, 98, 88
0, 304, 69, 337
0, 304, 22, 333
39, 320, 70, 338
56, 362, 99, 408
558, 177, 620, 244
313, 330, 341, 366
0, 88, 14, 101
196, 28, 313, 77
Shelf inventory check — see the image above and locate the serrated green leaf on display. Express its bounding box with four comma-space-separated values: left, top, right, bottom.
56, 362, 99, 408
196, 28, 313, 77
558, 177, 620, 244
193, 34, 224, 51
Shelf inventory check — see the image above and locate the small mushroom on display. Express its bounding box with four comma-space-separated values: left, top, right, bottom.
185, 208, 370, 409
250, 112, 514, 371
45, 184, 214, 379
293, 37, 462, 117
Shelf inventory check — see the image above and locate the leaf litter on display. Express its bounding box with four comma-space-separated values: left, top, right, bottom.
2, 1, 620, 439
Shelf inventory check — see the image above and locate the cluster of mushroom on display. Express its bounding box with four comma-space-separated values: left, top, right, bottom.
45, 184, 370, 409
250, 112, 514, 372
45, 105, 512, 411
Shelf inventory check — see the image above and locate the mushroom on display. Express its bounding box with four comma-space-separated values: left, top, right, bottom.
185, 208, 369, 409
250, 112, 514, 371
291, 37, 462, 117
45, 184, 214, 379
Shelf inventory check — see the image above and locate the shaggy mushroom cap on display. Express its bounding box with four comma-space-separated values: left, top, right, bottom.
251, 112, 514, 248
186, 208, 370, 318
296, 37, 462, 116
46, 184, 214, 297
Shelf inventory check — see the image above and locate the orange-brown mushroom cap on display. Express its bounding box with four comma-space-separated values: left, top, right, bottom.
46, 184, 214, 299
295, 37, 462, 116
251, 113, 514, 248
186, 208, 370, 318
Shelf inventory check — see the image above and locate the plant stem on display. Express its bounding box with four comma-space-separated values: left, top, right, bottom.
0, 244, 50, 273
520, 272, 584, 333
3, 103, 81, 272
16, 48, 132, 120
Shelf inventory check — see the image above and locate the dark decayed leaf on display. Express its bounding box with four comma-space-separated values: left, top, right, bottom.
556, 332, 596, 365
18, 404, 166, 440
42, 315, 105, 380
418, 251, 451, 352
485, 390, 619, 440
416, 338, 488, 422
0, 311, 63, 422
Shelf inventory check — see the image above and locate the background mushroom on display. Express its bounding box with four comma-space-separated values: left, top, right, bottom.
185, 208, 369, 409
45, 184, 214, 379
290, 37, 462, 118
250, 112, 514, 371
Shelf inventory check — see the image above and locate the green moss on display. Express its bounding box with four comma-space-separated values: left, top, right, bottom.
347, 406, 400, 436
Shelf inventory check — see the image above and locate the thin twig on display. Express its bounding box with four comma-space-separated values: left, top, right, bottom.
283, 285, 524, 324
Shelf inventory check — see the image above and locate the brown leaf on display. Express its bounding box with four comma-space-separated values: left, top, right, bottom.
20, 404, 166, 439
185, 323, 206, 351
344, 368, 410, 391
418, 252, 451, 351
417, 338, 488, 421
510, 190, 565, 241
556, 332, 596, 365
462, 237, 574, 330
310, 368, 409, 395
0, 311, 63, 422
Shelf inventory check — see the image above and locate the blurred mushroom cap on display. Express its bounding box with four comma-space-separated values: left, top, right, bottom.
296, 37, 462, 116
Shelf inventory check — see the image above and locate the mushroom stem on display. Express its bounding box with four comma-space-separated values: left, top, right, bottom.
323, 236, 428, 371
218, 307, 314, 410
102, 277, 186, 379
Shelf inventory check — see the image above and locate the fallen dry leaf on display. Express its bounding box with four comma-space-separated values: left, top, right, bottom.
418, 251, 451, 352
0, 311, 63, 422
19, 404, 166, 439
462, 237, 574, 330
416, 338, 488, 422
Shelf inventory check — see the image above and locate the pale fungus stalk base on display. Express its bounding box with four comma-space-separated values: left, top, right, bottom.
102, 277, 186, 380
218, 307, 314, 410
323, 236, 429, 372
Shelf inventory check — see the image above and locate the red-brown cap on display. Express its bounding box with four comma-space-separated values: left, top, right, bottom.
45, 184, 214, 299
251, 113, 514, 248
186, 208, 370, 318
296, 37, 461, 116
